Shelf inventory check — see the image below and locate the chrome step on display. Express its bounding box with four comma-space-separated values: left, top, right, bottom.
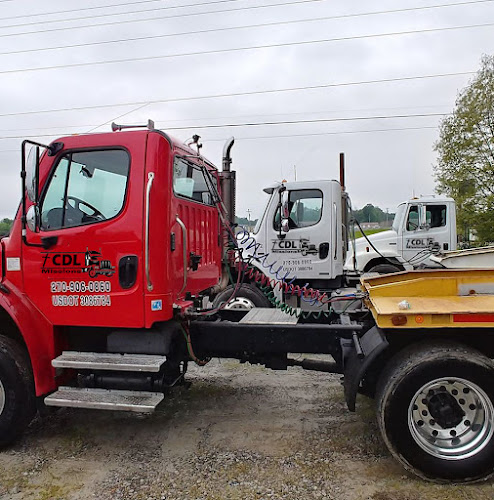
52, 351, 166, 372
44, 387, 164, 413
239, 307, 300, 325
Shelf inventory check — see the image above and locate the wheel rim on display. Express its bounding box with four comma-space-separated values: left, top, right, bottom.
408, 377, 494, 460
0, 379, 5, 415
223, 297, 256, 310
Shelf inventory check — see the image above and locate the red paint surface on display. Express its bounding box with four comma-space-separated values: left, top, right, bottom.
0, 130, 222, 395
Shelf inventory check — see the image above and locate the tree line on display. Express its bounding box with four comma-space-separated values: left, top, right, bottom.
0, 218, 13, 236
435, 54, 494, 244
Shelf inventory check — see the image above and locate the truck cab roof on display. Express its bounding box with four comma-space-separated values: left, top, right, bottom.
263, 179, 340, 194
400, 194, 455, 204
51, 129, 218, 172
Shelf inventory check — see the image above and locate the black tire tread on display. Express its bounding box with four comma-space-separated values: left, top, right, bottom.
376, 340, 494, 482
0, 334, 36, 447
367, 263, 402, 274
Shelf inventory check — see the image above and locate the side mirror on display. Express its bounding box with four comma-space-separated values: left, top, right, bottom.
26, 205, 40, 233
418, 204, 429, 230
281, 190, 290, 233
25, 145, 39, 203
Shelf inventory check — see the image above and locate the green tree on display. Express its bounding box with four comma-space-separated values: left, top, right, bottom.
353, 204, 393, 224
0, 218, 13, 236
434, 55, 494, 243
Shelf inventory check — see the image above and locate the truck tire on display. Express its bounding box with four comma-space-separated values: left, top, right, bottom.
0, 335, 36, 447
367, 263, 401, 274
376, 341, 494, 483
212, 284, 271, 310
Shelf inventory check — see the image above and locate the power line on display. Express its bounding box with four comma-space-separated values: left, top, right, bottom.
0, 0, 246, 28
3, 0, 491, 30
0, 71, 473, 118
0, 0, 327, 36
0, 125, 440, 145
1, 0, 491, 57
0, 0, 226, 22
0, 102, 451, 134
0, 112, 449, 140
202, 126, 440, 141
1, 23, 491, 75
160, 112, 450, 132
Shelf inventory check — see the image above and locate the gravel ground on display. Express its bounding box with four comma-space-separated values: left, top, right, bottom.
0, 358, 493, 500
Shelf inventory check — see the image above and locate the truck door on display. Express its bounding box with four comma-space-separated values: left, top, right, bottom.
22, 138, 146, 328
267, 183, 342, 282
401, 203, 450, 267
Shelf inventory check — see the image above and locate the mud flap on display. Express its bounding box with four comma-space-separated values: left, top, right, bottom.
343, 326, 388, 411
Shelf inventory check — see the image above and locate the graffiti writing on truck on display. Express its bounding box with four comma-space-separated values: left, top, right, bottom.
235, 227, 324, 306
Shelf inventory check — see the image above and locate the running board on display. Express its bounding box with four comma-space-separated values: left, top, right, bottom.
44, 387, 164, 413
52, 351, 167, 372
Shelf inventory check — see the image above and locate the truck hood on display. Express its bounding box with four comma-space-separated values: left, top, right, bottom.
353, 229, 398, 250
345, 229, 400, 270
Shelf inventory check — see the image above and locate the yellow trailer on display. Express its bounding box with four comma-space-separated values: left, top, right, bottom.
354, 269, 494, 483
363, 268, 494, 329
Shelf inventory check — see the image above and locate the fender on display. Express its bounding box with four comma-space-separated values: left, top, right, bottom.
343, 326, 389, 411
357, 249, 403, 271
0, 282, 57, 397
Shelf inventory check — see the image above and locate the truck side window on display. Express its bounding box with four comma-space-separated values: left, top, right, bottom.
406, 205, 419, 231
274, 189, 323, 230
173, 158, 213, 205
40, 149, 129, 230
426, 205, 447, 228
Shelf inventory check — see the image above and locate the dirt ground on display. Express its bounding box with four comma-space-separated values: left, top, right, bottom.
0, 358, 493, 500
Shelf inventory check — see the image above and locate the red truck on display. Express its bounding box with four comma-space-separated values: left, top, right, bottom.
0, 122, 493, 483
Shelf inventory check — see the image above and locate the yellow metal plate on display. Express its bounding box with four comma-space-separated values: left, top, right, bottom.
362, 269, 494, 329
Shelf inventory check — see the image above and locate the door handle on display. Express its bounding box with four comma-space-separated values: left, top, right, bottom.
145, 172, 154, 291
319, 242, 330, 259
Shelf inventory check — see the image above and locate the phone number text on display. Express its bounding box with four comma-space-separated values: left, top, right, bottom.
50, 281, 111, 293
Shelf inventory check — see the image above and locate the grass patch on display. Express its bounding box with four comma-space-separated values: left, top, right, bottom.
354, 228, 388, 239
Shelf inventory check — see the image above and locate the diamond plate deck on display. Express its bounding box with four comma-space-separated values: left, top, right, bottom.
52, 351, 167, 372
44, 387, 164, 412
239, 307, 299, 325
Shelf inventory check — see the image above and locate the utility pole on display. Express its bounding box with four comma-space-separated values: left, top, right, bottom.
294, 165, 297, 181
247, 209, 252, 232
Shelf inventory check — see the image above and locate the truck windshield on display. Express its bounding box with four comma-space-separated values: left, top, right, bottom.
392, 203, 407, 232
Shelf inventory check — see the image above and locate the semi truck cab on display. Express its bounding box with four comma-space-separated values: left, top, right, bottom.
344, 195, 457, 273
237, 180, 345, 288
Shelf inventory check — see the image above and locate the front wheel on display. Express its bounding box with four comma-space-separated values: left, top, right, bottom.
376, 342, 494, 482
212, 284, 271, 310
0, 336, 36, 447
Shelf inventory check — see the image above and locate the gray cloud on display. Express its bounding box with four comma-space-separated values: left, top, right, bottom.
1, 0, 493, 220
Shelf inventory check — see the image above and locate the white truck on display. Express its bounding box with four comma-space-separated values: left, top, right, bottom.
345, 194, 457, 274
216, 180, 458, 309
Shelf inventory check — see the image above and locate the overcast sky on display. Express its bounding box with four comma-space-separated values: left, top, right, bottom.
1, 0, 493, 220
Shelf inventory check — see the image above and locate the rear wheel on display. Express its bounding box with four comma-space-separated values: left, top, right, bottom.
212, 284, 271, 310
0, 335, 36, 447
376, 342, 494, 482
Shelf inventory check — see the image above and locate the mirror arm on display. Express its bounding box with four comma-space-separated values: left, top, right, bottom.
277, 186, 286, 240
20, 139, 51, 248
